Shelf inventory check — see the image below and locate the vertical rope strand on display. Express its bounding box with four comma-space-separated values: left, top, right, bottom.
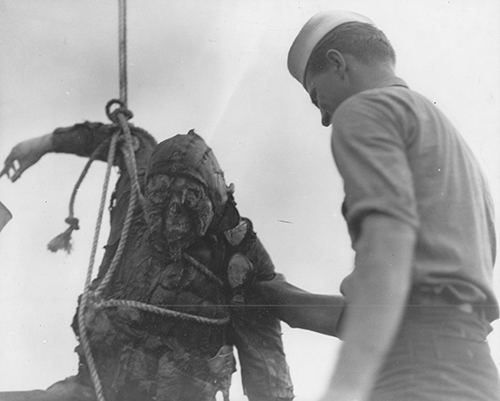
77, 133, 119, 401
77, 2, 129, 399
118, 0, 128, 107
94, 119, 139, 296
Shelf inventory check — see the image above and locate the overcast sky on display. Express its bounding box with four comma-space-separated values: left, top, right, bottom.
0, 1, 499, 400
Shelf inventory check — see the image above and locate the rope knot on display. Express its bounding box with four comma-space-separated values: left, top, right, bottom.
65, 216, 80, 230
105, 99, 133, 124
47, 216, 80, 253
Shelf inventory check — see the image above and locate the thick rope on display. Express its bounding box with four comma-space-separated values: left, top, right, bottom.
119, 0, 128, 107
76, 112, 142, 401
98, 299, 230, 325
94, 112, 141, 297
184, 253, 224, 288
77, 132, 120, 401
116, 112, 146, 208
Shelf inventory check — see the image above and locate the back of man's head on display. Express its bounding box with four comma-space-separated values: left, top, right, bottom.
288, 11, 396, 87
307, 22, 395, 78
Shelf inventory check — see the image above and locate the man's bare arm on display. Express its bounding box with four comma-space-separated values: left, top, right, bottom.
321, 214, 416, 401
254, 276, 345, 337
228, 226, 346, 338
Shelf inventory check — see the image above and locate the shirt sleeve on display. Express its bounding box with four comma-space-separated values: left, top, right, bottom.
331, 92, 419, 244
52, 121, 115, 160
52, 121, 157, 174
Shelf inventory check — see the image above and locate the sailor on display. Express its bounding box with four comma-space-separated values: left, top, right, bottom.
286, 10, 500, 401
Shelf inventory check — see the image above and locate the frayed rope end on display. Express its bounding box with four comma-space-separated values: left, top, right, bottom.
47, 217, 79, 253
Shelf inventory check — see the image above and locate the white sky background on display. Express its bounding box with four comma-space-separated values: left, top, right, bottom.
0, 0, 499, 399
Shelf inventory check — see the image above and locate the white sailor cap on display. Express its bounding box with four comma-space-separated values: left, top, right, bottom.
287, 10, 373, 87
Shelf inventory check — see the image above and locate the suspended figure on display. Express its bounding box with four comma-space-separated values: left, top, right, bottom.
0, 121, 296, 401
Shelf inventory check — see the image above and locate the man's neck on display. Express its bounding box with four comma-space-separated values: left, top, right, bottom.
350, 62, 397, 93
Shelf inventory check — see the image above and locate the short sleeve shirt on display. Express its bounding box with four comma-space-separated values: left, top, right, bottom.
331, 77, 498, 320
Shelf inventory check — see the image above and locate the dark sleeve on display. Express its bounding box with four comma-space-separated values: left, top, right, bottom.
230, 310, 294, 401
53, 121, 118, 161
225, 218, 294, 400
52, 121, 157, 175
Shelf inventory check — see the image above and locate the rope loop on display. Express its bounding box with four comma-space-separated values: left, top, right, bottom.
105, 99, 133, 124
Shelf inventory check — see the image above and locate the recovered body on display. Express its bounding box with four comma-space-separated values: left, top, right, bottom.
1, 123, 295, 401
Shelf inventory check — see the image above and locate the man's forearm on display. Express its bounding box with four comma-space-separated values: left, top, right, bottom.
39, 133, 55, 154
325, 215, 416, 401
255, 276, 345, 337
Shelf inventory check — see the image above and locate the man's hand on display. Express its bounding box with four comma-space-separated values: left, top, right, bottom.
1, 134, 53, 182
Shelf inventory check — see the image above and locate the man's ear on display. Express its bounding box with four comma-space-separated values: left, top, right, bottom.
325, 49, 347, 76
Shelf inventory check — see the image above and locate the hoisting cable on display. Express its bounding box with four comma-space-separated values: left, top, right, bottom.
118, 0, 128, 107
75, 0, 135, 398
